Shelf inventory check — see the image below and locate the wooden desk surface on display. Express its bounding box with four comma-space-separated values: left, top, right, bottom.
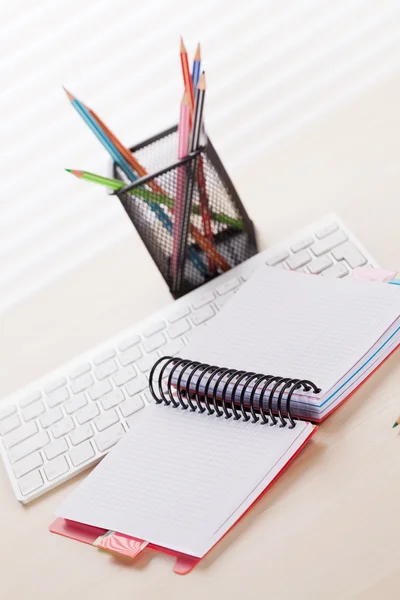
1, 74, 400, 600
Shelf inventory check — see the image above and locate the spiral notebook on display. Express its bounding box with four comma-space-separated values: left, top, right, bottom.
54, 267, 400, 570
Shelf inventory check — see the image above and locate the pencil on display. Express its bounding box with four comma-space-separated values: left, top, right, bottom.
66, 169, 231, 271
180, 37, 195, 122
171, 93, 191, 283
191, 43, 201, 89
175, 71, 210, 288
65, 170, 242, 229
392, 416, 400, 428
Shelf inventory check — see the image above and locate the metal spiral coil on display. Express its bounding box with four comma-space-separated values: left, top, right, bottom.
149, 356, 321, 428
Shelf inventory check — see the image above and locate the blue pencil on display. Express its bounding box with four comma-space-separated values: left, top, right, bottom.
191, 43, 201, 89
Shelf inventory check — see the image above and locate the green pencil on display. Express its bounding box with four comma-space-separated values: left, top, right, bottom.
66, 169, 243, 230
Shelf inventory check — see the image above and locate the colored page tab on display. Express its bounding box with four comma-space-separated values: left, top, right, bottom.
94, 530, 148, 558
352, 267, 398, 282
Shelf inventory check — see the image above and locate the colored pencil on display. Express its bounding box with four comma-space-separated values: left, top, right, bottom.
65, 170, 242, 230
191, 43, 201, 89
171, 93, 191, 283
175, 71, 212, 289
66, 169, 231, 271
180, 37, 194, 122
392, 416, 400, 428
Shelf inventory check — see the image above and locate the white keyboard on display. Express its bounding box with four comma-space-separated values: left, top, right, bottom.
0, 214, 378, 503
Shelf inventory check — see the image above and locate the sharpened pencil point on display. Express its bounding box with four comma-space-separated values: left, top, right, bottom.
198, 71, 206, 90
65, 168, 71, 172
67, 169, 83, 178
63, 86, 75, 102
181, 91, 191, 106
393, 420, 399, 428
180, 36, 186, 53
194, 43, 201, 61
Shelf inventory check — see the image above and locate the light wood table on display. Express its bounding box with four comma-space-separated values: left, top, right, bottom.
1, 73, 400, 600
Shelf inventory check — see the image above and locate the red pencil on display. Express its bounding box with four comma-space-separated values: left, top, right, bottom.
180, 37, 195, 124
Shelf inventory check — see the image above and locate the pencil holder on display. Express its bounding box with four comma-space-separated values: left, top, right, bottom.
112, 126, 257, 299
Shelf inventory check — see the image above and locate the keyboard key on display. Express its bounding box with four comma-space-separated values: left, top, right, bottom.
19, 391, 42, 408
163, 340, 185, 357
40, 407, 63, 429
308, 256, 333, 274
94, 359, 117, 380
44, 438, 68, 460
214, 292, 235, 311
216, 278, 240, 296
101, 389, 125, 410
8, 431, 49, 463
71, 373, 94, 394
191, 292, 215, 309
191, 305, 215, 325
241, 265, 257, 282
64, 393, 87, 415
311, 230, 347, 256
332, 242, 367, 268
143, 320, 166, 337
43, 377, 67, 394
120, 396, 144, 417
93, 349, 116, 365
286, 250, 311, 270
119, 346, 142, 366
0, 404, 17, 421
125, 375, 148, 396
321, 262, 349, 278
168, 319, 191, 339
69, 441, 95, 467
51, 417, 74, 439
94, 423, 125, 452
95, 409, 119, 432
291, 237, 314, 252
113, 366, 136, 387
0, 413, 20, 436
69, 423, 93, 446
88, 379, 112, 401
18, 470, 44, 496
68, 363, 91, 380
266, 251, 289, 266
76, 403, 100, 425
22, 400, 45, 422
142, 333, 166, 353
46, 386, 69, 408
118, 335, 141, 352
3, 422, 38, 450
315, 222, 338, 239
13, 451, 43, 479
44, 456, 69, 482
137, 355, 157, 373
168, 306, 191, 323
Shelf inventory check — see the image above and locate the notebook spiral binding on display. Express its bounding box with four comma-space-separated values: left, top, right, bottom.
149, 356, 321, 429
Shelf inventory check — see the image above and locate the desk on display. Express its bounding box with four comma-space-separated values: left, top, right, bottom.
1, 74, 400, 600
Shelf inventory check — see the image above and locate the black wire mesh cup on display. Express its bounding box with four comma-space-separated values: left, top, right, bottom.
112, 125, 258, 299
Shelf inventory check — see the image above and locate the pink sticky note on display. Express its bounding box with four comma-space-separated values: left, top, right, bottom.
352, 267, 398, 282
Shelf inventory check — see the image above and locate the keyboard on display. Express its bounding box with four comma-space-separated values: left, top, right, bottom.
0, 214, 378, 503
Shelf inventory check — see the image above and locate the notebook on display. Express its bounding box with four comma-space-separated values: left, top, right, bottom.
54, 267, 400, 569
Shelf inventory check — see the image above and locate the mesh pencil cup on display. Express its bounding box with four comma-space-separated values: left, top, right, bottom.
112, 125, 258, 299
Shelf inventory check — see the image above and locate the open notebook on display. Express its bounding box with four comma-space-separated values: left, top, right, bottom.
54, 267, 399, 571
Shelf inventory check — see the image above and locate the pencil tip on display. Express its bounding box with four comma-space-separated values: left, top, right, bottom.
194, 43, 201, 61
198, 71, 206, 90
63, 86, 75, 102
65, 168, 71, 172
180, 36, 186, 52
181, 91, 191, 105
393, 421, 399, 428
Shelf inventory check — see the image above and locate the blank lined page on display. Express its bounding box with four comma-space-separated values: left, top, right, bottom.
183, 266, 400, 395
57, 404, 314, 558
